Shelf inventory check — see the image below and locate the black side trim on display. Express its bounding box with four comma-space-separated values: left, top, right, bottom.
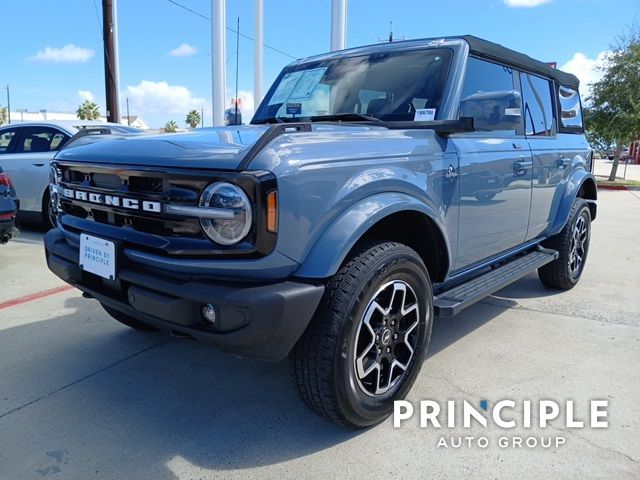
236, 123, 312, 171
375, 117, 475, 134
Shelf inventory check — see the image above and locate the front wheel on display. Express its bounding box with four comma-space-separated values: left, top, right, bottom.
290, 241, 433, 428
42, 190, 56, 230
538, 198, 591, 290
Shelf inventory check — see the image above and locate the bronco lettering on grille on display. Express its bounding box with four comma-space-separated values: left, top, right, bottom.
62, 188, 161, 213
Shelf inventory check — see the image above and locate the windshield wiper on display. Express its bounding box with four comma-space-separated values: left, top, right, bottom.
309, 113, 382, 123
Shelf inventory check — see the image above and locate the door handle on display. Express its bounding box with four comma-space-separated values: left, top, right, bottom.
513, 160, 533, 171
32, 163, 45, 167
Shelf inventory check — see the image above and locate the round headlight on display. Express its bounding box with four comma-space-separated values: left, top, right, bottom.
199, 182, 252, 245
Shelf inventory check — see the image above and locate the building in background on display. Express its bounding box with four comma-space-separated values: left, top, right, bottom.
3, 110, 149, 130
120, 115, 149, 130
5, 110, 107, 123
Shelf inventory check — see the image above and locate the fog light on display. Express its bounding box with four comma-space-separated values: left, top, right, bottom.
201, 304, 216, 324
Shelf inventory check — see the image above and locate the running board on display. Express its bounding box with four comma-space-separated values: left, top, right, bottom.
434, 248, 559, 317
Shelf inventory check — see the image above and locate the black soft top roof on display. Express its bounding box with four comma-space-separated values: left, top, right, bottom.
461, 35, 579, 88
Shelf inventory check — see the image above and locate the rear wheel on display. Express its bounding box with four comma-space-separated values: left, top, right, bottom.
290, 241, 433, 428
101, 303, 159, 331
538, 198, 591, 290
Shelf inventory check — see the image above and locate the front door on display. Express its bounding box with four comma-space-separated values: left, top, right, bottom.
450, 57, 533, 270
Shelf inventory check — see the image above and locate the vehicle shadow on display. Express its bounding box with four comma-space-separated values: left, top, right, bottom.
1, 289, 525, 479
488, 271, 565, 300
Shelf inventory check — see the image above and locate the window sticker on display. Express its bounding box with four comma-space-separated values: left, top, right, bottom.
413, 108, 436, 121
289, 67, 328, 101
268, 71, 305, 105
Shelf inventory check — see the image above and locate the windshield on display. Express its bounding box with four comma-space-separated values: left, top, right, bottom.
252, 48, 452, 124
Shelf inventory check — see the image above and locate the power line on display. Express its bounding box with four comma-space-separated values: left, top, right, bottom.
167, 0, 298, 60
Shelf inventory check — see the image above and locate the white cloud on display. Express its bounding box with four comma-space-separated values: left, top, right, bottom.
77, 90, 94, 102
124, 80, 206, 119
504, 0, 551, 7
168, 43, 198, 57
560, 51, 609, 99
29, 44, 94, 63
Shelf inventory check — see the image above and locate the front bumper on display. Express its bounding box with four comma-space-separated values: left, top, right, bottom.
44, 228, 324, 360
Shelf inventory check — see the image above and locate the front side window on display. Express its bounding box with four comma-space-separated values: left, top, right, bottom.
521, 73, 554, 136
458, 57, 522, 134
253, 49, 452, 123
16, 127, 69, 153
558, 85, 583, 130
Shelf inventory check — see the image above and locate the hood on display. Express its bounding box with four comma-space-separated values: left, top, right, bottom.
55, 125, 270, 170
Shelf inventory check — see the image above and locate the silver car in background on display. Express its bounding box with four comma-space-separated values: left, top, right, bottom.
0, 121, 141, 227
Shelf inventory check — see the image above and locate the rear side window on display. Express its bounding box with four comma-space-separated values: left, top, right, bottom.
521, 73, 554, 136
459, 57, 522, 134
0, 128, 19, 154
558, 85, 584, 130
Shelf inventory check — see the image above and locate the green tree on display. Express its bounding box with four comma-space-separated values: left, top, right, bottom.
185, 109, 201, 129
76, 100, 101, 120
164, 120, 178, 133
0, 107, 7, 126
587, 27, 640, 181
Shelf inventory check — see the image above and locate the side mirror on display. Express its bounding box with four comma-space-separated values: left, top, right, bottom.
459, 90, 522, 131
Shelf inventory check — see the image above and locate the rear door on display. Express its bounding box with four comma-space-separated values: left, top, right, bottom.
519, 72, 568, 240
451, 57, 533, 270
0, 126, 69, 212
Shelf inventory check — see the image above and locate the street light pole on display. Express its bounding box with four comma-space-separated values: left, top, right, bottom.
211, 0, 227, 126
254, 0, 264, 107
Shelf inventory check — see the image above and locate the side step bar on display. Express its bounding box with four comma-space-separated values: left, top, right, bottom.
434, 248, 559, 317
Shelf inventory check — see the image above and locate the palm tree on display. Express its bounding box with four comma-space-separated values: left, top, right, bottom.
76, 100, 101, 120
164, 120, 178, 133
0, 107, 7, 126
185, 109, 201, 129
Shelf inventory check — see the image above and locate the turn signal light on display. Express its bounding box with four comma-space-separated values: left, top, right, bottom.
267, 191, 278, 233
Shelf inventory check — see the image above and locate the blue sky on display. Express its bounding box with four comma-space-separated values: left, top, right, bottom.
1, 0, 638, 128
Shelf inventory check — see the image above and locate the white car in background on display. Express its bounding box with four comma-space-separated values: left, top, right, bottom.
0, 121, 141, 227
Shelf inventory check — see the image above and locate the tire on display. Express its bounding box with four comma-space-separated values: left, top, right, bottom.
538, 198, 591, 290
42, 190, 56, 230
290, 240, 433, 428
101, 303, 159, 331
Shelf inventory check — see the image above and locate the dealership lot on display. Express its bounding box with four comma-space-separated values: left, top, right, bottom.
0, 190, 638, 479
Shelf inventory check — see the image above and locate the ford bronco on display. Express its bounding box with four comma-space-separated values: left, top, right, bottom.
45, 35, 596, 428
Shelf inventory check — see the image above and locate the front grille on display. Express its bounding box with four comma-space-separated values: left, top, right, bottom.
58, 163, 206, 238
53, 161, 277, 258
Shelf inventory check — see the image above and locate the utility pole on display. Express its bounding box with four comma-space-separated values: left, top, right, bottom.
126, 97, 130, 125
4, 85, 10, 124
102, 0, 120, 123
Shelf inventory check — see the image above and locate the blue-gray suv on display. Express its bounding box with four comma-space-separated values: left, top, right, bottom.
45, 35, 597, 427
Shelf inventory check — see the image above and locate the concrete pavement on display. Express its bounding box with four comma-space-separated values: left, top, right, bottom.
0, 190, 638, 479
594, 157, 640, 181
